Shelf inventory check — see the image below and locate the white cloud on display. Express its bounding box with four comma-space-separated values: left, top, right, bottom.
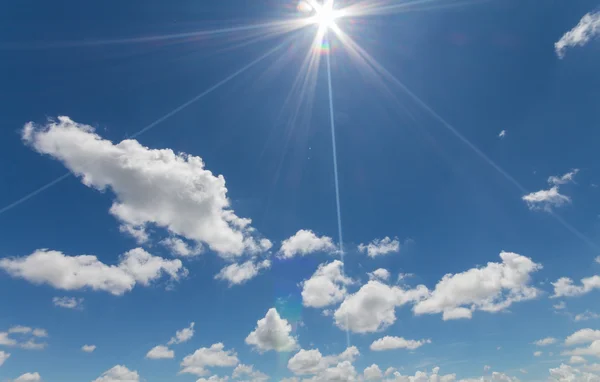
82, 344, 96, 353
549, 363, 600, 381
232, 364, 269, 381
32, 329, 47, 338
596, 256, 600, 264
522, 187, 570, 211
334, 280, 429, 333
301, 260, 352, 308
413, 252, 542, 320
553, 301, 567, 311
0, 332, 16, 346
564, 341, 600, 359
498, 130, 506, 139
52, 296, 83, 309
0, 350, 10, 366
92, 365, 140, 382
370, 336, 431, 351
534, 351, 543, 357
367, 268, 390, 281
245, 308, 298, 353
196, 377, 229, 382
0, 248, 186, 295
279, 230, 336, 259
287, 346, 359, 376
570, 356, 587, 364
364, 364, 383, 380
385, 367, 397, 376
146, 345, 174, 359
548, 170, 580, 186
566, 329, 600, 347
13, 373, 41, 382
118, 224, 148, 245
0, 327, 47, 350
8, 326, 31, 334
215, 259, 271, 286
358, 237, 400, 258
160, 237, 203, 257
384, 367, 456, 382
305, 360, 358, 382
552, 275, 600, 298
22, 117, 268, 258
576, 311, 600, 322
534, 337, 557, 346
168, 322, 195, 345
180, 343, 239, 376
555, 12, 600, 58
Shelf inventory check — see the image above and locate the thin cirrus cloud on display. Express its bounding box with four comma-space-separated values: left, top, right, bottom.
82, 344, 96, 353
146, 345, 175, 360
358, 236, 400, 258
92, 365, 140, 382
0, 350, 10, 366
21, 116, 270, 259
555, 11, 600, 58
552, 275, 600, 298
0, 248, 187, 295
287, 346, 359, 376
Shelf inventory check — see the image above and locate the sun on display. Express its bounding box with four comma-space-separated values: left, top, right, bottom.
314, 1, 337, 29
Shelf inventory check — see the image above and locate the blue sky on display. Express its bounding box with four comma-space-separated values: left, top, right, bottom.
1, 0, 600, 381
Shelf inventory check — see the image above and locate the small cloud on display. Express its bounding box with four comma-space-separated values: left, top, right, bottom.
534, 351, 543, 357
548, 169, 579, 186
555, 12, 600, 58
82, 344, 96, 353
146, 345, 175, 359
533, 337, 557, 346
358, 237, 400, 258
53, 296, 83, 309
574, 311, 600, 322
553, 301, 567, 311
498, 130, 506, 139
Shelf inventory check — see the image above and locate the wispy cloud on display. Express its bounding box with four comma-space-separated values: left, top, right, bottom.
555, 12, 600, 58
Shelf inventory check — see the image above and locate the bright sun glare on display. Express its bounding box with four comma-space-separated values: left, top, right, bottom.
315, 2, 337, 29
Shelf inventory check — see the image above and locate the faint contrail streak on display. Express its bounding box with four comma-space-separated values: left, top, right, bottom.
0, 42, 286, 217
326, 36, 351, 348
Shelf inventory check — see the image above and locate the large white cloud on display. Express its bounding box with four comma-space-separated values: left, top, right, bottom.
334, 280, 428, 333
370, 336, 431, 351
0, 248, 186, 295
304, 360, 358, 382
180, 343, 239, 376
287, 346, 359, 376
22, 116, 268, 258
555, 12, 600, 58
245, 308, 298, 353
552, 275, 600, 298
215, 259, 271, 286
549, 363, 600, 381
13, 373, 42, 382
413, 252, 541, 320
279, 230, 336, 259
565, 329, 600, 346
168, 322, 195, 345
358, 237, 400, 258
92, 365, 140, 382
146, 345, 174, 359
301, 260, 353, 308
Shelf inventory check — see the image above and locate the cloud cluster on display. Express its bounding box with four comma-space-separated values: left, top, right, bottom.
301, 260, 353, 308
146, 322, 195, 360
0, 326, 48, 351
413, 252, 542, 320
0, 248, 186, 295
358, 237, 400, 258
555, 12, 600, 58
22, 117, 268, 258
552, 275, 600, 298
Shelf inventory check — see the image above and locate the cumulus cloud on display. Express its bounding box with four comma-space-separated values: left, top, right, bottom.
215, 259, 271, 286
52, 296, 83, 309
0, 350, 10, 366
13, 373, 42, 382
334, 280, 429, 333
180, 343, 239, 376
370, 336, 431, 351
555, 12, 600, 58
279, 230, 336, 259
245, 308, 298, 353
92, 365, 140, 382
565, 328, 600, 346
552, 275, 600, 298
82, 344, 96, 353
413, 252, 542, 320
358, 237, 400, 258
22, 117, 268, 258
364, 364, 383, 380
287, 346, 359, 376
534, 337, 557, 346
301, 260, 353, 308
0, 248, 186, 295
232, 364, 269, 381
384, 367, 456, 382
168, 322, 195, 345
146, 345, 175, 359
534, 351, 543, 357
549, 363, 600, 381
160, 237, 203, 257
367, 268, 390, 281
